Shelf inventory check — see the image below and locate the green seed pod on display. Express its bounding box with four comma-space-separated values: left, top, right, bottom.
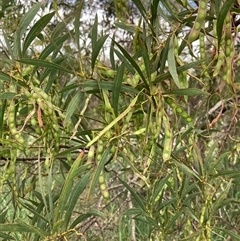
188, 0, 207, 43
199, 32, 210, 78
97, 144, 104, 155
10, 128, 18, 136
133, 74, 140, 87
8, 115, 15, 125
96, 154, 102, 162
110, 145, 116, 154
102, 190, 110, 199
22, 65, 34, 76
100, 183, 106, 191
88, 145, 95, 162
140, 62, 145, 71
99, 175, 105, 185
213, 50, 225, 77
151, 71, 157, 82
52, 123, 59, 131
34, 87, 49, 100
102, 89, 113, 113
35, 127, 42, 135
176, 107, 183, 114
106, 69, 116, 78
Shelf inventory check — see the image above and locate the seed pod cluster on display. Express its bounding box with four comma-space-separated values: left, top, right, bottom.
28, 86, 61, 153
30, 115, 42, 135
188, 0, 207, 43
97, 140, 110, 200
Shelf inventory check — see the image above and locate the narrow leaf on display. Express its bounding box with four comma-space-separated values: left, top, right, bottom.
64, 171, 92, 229
173, 160, 201, 181
16, 219, 49, 237
141, 45, 151, 83
113, 40, 149, 90
22, 12, 55, 55
0, 92, 16, 99
216, 0, 235, 48
70, 210, 105, 229
112, 62, 125, 116
91, 35, 108, 70
168, 35, 180, 88
92, 14, 98, 50
61, 80, 138, 94
214, 227, 240, 240
0, 223, 43, 233
131, 0, 154, 34
39, 31, 72, 60
54, 151, 86, 225
165, 88, 209, 96
87, 146, 112, 200
119, 178, 146, 211
152, 175, 170, 203
153, 58, 211, 84
64, 91, 84, 124
19, 3, 41, 37
17, 58, 74, 74
211, 180, 232, 214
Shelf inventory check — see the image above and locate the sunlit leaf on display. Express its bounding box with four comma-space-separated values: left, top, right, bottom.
22, 12, 55, 55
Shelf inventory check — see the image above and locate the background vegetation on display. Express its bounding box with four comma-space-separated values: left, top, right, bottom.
0, 0, 240, 240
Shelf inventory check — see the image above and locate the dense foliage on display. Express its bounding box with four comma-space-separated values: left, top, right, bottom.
0, 0, 240, 240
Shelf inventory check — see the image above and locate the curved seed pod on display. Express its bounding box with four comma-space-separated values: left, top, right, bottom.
165, 97, 193, 125
188, 0, 207, 43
